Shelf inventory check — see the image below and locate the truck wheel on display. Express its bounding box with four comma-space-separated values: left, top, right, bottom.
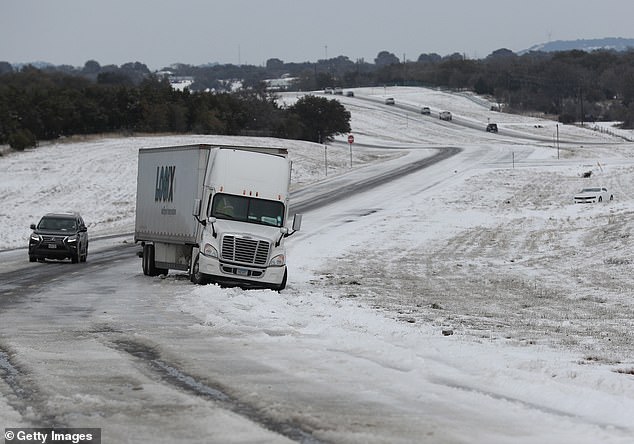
274, 269, 288, 292
190, 256, 207, 285
29, 255, 36, 263
71, 253, 79, 264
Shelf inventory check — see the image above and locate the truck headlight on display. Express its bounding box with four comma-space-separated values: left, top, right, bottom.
66, 235, 78, 243
30, 234, 41, 243
203, 243, 218, 258
269, 254, 286, 267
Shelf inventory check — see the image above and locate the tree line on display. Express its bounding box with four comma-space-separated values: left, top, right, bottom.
160, 48, 634, 127
3, 46, 634, 149
0, 66, 350, 150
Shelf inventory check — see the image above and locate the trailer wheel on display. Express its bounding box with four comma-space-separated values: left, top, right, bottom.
142, 244, 151, 275
190, 255, 208, 285
141, 245, 149, 275
143, 244, 163, 276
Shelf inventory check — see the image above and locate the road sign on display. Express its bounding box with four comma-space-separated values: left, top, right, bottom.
347, 135, 354, 168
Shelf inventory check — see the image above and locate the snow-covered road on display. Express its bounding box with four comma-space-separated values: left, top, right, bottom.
1, 86, 634, 443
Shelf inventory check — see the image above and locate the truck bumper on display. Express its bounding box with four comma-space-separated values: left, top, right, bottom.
198, 254, 286, 289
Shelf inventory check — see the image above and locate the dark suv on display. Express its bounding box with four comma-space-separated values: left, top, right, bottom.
29, 212, 88, 263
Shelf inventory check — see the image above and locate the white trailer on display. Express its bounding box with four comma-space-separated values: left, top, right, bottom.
134, 144, 301, 290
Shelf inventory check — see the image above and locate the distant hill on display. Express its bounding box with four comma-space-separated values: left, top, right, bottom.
521, 37, 634, 54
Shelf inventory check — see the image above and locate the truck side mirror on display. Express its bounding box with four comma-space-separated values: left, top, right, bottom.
282, 214, 302, 241
192, 199, 202, 217
208, 217, 217, 238
192, 199, 207, 227
292, 214, 302, 232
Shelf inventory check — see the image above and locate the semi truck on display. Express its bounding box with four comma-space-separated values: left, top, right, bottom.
134, 144, 301, 290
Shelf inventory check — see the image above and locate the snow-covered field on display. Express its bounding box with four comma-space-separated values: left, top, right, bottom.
0, 134, 397, 248
2, 86, 634, 442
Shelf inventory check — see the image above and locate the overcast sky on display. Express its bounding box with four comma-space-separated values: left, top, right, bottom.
3, 0, 634, 70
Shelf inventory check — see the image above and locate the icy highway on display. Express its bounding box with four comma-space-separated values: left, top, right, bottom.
0, 145, 460, 443
3, 88, 632, 444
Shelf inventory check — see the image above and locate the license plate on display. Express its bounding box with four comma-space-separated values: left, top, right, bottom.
236, 268, 249, 276
48, 244, 57, 249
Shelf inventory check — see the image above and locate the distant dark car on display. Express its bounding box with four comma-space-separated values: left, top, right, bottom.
29, 212, 88, 263
421, 106, 431, 115
345, 91, 354, 97
486, 123, 498, 133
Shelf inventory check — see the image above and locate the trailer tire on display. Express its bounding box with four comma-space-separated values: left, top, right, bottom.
143, 244, 163, 277
190, 255, 208, 285
142, 244, 152, 275
142, 245, 149, 275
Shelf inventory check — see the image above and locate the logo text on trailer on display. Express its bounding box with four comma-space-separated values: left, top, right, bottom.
155, 166, 175, 202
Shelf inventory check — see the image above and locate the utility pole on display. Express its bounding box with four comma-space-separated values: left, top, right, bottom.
557, 124, 559, 159
580, 86, 584, 126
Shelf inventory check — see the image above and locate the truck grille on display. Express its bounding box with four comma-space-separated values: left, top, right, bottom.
221, 235, 270, 266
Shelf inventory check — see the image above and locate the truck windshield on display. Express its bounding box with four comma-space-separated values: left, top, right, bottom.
210, 193, 284, 227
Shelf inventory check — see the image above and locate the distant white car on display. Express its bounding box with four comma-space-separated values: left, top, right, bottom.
574, 187, 613, 203
439, 111, 452, 121
385, 97, 395, 105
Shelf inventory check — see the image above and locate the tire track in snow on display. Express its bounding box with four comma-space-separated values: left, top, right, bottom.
113, 339, 328, 444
